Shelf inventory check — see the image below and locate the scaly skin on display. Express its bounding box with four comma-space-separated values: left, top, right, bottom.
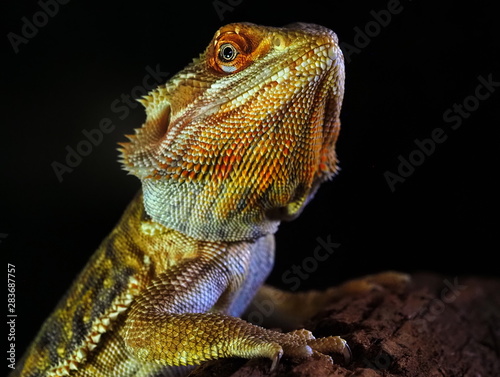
13, 22, 348, 377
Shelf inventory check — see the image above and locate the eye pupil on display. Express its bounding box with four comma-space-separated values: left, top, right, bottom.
223, 47, 233, 59
219, 43, 237, 62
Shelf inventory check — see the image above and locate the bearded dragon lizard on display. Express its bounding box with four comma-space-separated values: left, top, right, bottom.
12, 22, 405, 377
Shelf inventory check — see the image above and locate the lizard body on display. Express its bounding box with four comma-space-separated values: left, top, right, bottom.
13, 22, 347, 377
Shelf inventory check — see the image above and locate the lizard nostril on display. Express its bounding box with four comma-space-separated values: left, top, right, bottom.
272, 36, 286, 50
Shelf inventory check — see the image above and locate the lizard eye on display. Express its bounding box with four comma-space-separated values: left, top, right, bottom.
210, 29, 256, 74
218, 43, 238, 63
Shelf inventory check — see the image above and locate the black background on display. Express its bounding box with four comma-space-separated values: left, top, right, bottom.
2, 0, 499, 365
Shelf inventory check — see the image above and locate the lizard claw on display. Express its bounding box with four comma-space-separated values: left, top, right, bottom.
307, 336, 350, 363
269, 339, 313, 371
270, 348, 283, 372
268, 337, 349, 371
342, 341, 352, 364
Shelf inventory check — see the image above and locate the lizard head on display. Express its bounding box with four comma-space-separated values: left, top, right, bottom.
120, 22, 345, 241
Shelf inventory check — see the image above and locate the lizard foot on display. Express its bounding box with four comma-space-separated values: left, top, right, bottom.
265, 331, 349, 371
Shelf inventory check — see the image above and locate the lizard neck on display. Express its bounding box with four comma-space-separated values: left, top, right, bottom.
120, 192, 246, 270
140, 178, 282, 242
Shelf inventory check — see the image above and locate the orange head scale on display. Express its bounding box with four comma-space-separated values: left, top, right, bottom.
120, 22, 345, 241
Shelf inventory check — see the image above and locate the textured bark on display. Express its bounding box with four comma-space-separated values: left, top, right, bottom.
190, 273, 500, 377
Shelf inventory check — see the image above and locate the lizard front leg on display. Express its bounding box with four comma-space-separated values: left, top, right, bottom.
123, 241, 348, 370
